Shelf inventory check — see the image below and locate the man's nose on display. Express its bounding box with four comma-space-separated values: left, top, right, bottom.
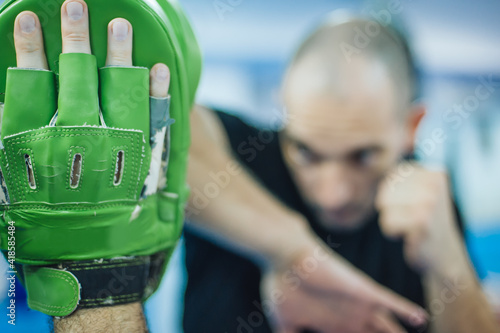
315, 162, 353, 209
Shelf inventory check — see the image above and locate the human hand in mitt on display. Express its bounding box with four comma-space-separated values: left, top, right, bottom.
0, 0, 200, 327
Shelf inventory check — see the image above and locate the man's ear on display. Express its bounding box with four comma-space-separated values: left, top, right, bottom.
403, 104, 426, 154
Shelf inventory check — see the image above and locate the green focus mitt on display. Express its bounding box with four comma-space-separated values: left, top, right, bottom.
0, 0, 202, 317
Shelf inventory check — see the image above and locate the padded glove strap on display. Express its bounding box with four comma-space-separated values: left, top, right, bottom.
23, 251, 167, 317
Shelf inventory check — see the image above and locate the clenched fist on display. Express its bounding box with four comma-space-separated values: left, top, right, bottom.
376, 163, 467, 276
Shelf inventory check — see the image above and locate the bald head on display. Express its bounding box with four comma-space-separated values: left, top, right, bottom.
285, 18, 417, 112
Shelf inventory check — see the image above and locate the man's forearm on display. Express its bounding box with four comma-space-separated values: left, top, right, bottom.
187, 106, 317, 266
53, 302, 147, 333
424, 245, 498, 333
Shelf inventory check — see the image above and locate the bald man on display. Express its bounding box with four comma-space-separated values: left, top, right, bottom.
184, 18, 499, 333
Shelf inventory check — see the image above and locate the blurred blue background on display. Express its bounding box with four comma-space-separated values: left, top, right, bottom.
1, 0, 499, 332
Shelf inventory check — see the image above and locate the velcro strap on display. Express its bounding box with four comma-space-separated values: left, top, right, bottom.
23, 252, 167, 317
24, 267, 80, 317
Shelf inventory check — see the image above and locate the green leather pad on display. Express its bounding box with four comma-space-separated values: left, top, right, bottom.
1, 68, 56, 137
25, 267, 80, 317
57, 53, 100, 126
2, 192, 182, 264
2, 126, 149, 204
99, 66, 150, 137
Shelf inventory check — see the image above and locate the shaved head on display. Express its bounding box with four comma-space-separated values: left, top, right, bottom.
286, 18, 417, 111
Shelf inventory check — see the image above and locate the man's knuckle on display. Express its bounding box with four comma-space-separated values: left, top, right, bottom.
64, 32, 89, 43
110, 53, 131, 64
18, 40, 42, 54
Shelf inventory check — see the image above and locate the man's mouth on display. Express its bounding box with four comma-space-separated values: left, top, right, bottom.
317, 207, 358, 223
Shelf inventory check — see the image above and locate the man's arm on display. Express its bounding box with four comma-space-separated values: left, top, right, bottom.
187, 106, 428, 332
423, 203, 498, 332
424, 256, 499, 333
53, 303, 147, 333
187, 105, 314, 266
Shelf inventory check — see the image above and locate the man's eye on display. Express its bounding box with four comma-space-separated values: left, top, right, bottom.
296, 145, 321, 164
348, 149, 377, 167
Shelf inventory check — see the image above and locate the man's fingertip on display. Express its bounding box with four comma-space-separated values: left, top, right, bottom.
408, 309, 428, 327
